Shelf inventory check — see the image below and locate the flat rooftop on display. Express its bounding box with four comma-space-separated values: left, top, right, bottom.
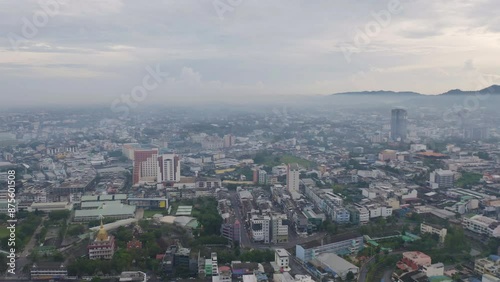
74, 204, 136, 218
299, 232, 362, 249
275, 248, 289, 257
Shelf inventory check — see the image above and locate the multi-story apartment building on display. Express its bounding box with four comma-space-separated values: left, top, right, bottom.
46, 145, 78, 156
286, 163, 300, 194
304, 187, 349, 224
250, 215, 271, 243
221, 220, 241, 244
258, 170, 267, 185
211, 252, 219, 282
201, 136, 224, 150
365, 204, 392, 219
158, 153, 181, 182
463, 215, 500, 238
223, 134, 236, 148
379, 149, 397, 161
274, 249, 290, 269
325, 192, 343, 206
330, 205, 350, 224
271, 213, 289, 243
296, 233, 363, 262
430, 169, 455, 189
475, 256, 500, 277
347, 205, 370, 225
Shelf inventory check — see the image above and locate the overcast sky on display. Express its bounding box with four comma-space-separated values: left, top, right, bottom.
1, 0, 500, 107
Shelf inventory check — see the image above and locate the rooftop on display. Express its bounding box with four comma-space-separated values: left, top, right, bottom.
298, 232, 362, 249
275, 248, 289, 257
74, 204, 136, 218
403, 251, 431, 260
312, 252, 358, 273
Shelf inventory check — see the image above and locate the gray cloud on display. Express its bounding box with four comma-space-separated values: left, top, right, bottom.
0, 0, 499, 107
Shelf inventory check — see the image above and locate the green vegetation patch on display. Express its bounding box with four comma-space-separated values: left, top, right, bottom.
254, 151, 314, 168
456, 172, 482, 188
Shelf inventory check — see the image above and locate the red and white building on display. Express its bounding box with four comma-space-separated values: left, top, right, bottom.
398, 251, 431, 271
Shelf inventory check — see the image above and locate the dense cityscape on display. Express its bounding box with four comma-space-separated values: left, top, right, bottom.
3, 1, 500, 282
1, 90, 500, 282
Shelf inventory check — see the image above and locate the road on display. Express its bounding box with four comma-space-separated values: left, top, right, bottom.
229, 191, 251, 248
358, 255, 375, 282
16, 216, 46, 275
0, 217, 45, 280
358, 251, 403, 282
289, 254, 318, 279
382, 269, 394, 282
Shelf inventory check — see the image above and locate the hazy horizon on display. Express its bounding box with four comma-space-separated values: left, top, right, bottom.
2, 0, 500, 107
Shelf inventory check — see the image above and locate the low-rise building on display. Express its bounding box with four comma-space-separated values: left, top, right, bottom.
423, 262, 444, 277
74, 203, 136, 222
119, 271, 147, 282
310, 253, 359, 280
483, 273, 500, 282
27, 202, 73, 212
274, 249, 290, 270
30, 262, 68, 281
399, 251, 431, 271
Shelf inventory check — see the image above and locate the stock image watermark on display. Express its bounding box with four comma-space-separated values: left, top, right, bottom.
338, 0, 403, 63
6, 170, 17, 275
110, 64, 168, 117
213, 0, 244, 20
7, 0, 63, 51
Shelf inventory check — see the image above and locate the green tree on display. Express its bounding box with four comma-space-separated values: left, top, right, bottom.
346, 271, 355, 281
456, 172, 482, 188
67, 225, 86, 236
48, 210, 70, 221
444, 227, 467, 252
52, 252, 64, 262
477, 151, 491, 160
0, 255, 8, 274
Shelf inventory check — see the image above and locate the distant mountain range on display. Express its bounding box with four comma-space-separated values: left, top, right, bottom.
332, 85, 500, 96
